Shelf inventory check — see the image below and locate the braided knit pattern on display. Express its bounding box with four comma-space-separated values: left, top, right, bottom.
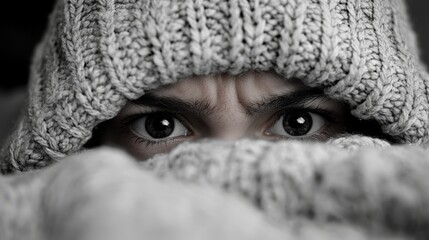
1, 0, 428, 172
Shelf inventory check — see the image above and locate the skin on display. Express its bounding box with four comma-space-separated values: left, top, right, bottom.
98, 71, 350, 160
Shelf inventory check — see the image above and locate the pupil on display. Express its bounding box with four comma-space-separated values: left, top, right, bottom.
145, 113, 175, 139
282, 110, 313, 136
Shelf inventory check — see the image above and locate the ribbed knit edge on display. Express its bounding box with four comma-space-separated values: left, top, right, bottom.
1, 0, 428, 173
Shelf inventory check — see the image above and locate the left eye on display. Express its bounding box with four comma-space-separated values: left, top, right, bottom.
267, 109, 326, 138
129, 113, 189, 141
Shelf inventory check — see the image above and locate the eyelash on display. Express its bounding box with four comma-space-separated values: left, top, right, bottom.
132, 135, 174, 146
120, 106, 338, 146
268, 106, 338, 139
119, 111, 190, 146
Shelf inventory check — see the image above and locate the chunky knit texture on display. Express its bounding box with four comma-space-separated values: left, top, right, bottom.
2, 1, 429, 238
2, 139, 429, 240
1, 0, 429, 173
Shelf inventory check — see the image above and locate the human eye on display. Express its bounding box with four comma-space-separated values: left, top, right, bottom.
128, 112, 191, 145
265, 108, 334, 140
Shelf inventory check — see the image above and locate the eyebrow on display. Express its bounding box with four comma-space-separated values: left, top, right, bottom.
131, 93, 216, 117
131, 88, 326, 117
246, 88, 326, 115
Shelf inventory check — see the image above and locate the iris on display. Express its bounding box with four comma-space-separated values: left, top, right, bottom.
282, 110, 312, 136
145, 113, 175, 139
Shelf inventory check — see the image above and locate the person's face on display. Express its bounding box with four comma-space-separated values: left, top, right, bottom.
100, 72, 349, 160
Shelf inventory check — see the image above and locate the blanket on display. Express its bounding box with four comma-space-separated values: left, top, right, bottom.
1, 136, 428, 240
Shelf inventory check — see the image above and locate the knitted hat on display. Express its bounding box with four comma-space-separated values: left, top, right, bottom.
1, 0, 429, 173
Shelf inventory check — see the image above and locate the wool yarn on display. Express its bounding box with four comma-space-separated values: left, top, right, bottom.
2, 140, 429, 239
1, 0, 429, 173
143, 138, 429, 239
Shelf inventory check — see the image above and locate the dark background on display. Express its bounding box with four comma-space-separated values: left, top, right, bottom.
1, 0, 428, 90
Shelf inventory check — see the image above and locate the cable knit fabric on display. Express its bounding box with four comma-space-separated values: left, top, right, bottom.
1, 0, 429, 172
1, 140, 429, 240
2, 0, 429, 239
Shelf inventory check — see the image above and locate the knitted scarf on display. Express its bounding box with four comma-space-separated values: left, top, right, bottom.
1, 137, 429, 239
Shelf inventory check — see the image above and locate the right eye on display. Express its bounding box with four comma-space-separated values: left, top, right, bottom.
266, 109, 327, 138
129, 113, 190, 142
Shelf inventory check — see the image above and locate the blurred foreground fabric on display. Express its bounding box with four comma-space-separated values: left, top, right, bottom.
1, 138, 429, 240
